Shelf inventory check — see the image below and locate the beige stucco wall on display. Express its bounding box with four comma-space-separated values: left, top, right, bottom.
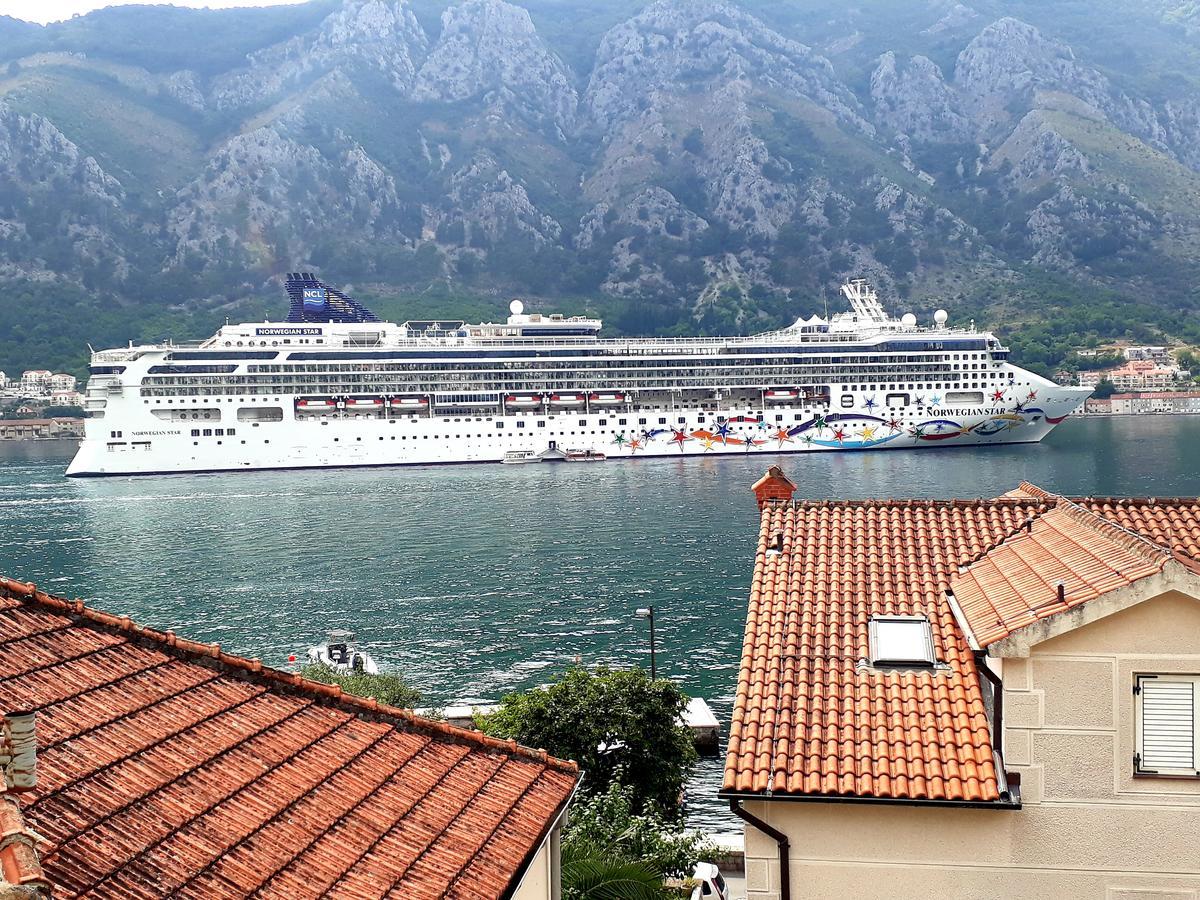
741, 589, 1200, 900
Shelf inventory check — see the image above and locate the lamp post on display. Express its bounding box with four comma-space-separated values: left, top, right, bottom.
635, 606, 656, 681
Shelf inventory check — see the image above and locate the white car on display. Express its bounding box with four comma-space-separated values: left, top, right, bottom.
689, 862, 729, 900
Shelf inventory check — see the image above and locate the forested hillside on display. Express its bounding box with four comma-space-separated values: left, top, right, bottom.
2, 0, 1200, 374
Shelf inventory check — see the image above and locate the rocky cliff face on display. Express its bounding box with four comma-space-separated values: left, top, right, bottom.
414, 0, 577, 137
1, 0, 1199, 340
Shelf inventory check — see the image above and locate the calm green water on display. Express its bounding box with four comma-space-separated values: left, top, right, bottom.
2, 416, 1198, 831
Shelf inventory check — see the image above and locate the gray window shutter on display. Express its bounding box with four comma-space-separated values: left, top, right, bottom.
1139, 678, 1196, 772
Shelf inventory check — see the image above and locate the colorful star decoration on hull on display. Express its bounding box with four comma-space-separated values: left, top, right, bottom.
612, 433, 626, 446
885, 417, 902, 432
859, 425, 876, 441
831, 428, 848, 444
671, 429, 689, 450
701, 437, 716, 451
715, 421, 732, 440
627, 438, 642, 451
864, 396, 877, 410
929, 395, 942, 406
991, 389, 1006, 402
1027, 390, 1038, 400
774, 428, 793, 446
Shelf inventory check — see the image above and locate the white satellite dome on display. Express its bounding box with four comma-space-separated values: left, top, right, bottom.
901, 313, 917, 327
509, 299, 525, 316
934, 309, 949, 326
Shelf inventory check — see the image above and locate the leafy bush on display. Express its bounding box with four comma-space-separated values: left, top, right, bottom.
1092, 377, 1117, 399
300, 662, 422, 709
477, 665, 697, 817
564, 782, 715, 880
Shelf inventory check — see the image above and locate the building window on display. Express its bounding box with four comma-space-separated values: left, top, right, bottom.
840, 394, 854, 408
1135, 674, 1200, 776
868, 616, 935, 667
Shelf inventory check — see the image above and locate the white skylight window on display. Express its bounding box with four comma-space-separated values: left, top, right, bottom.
869, 616, 936, 667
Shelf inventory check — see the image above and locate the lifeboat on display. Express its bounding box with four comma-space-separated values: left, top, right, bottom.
549, 393, 586, 408
588, 392, 626, 407
390, 396, 429, 410
505, 394, 543, 409
296, 398, 336, 410
764, 388, 800, 403
345, 397, 384, 410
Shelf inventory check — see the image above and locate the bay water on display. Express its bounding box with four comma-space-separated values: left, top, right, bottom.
1, 416, 1197, 831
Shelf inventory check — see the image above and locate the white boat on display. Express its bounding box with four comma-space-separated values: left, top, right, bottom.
504, 394, 543, 410
502, 450, 542, 464
566, 449, 606, 462
66, 275, 1091, 476
345, 397, 384, 411
306, 629, 379, 675
588, 392, 626, 407
390, 396, 429, 411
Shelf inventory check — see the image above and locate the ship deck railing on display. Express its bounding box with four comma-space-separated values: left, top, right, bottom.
109, 323, 989, 358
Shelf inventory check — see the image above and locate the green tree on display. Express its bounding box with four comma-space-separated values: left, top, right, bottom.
478, 666, 696, 817
300, 662, 422, 709
563, 782, 714, 879
1092, 377, 1117, 399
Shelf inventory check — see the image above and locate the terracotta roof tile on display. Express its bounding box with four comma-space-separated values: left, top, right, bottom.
951, 502, 1171, 646
724, 481, 1200, 804
0, 578, 578, 899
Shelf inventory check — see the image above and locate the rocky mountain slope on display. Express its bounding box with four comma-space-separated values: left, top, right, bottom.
2, 0, 1200, 372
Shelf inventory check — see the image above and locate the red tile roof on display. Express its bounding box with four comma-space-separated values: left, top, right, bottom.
0, 577, 578, 900
1, 791, 50, 899
723, 478, 1200, 805
950, 503, 1172, 647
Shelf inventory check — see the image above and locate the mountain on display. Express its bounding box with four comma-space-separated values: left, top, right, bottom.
2, 0, 1200, 375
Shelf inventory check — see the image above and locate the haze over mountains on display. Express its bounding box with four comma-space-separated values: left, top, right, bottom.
1, 0, 1199, 372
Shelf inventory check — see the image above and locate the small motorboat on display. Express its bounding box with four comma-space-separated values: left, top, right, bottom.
565, 449, 606, 462
306, 629, 379, 675
503, 449, 542, 464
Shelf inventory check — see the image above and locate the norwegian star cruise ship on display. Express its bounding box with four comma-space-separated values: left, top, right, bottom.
67, 274, 1090, 476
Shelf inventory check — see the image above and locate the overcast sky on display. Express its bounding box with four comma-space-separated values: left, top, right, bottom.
0, 1, 304, 25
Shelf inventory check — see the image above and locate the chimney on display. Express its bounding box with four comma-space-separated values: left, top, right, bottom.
751, 465, 797, 511
1, 711, 37, 792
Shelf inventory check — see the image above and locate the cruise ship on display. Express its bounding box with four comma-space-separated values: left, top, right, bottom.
67, 274, 1090, 476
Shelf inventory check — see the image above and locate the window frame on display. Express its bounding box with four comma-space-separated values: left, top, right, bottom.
1134, 673, 1200, 778
868, 615, 936, 668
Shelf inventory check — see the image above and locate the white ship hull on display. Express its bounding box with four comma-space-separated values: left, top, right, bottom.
66, 274, 1091, 477
67, 388, 1086, 477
